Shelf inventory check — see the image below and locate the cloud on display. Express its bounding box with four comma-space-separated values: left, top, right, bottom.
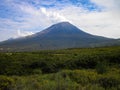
17, 3, 69, 29
90, 0, 120, 17
40, 7, 69, 22
0, 29, 33, 41
17, 30, 33, 37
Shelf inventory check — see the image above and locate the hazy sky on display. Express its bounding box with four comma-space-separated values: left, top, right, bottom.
0, 0, 120, 41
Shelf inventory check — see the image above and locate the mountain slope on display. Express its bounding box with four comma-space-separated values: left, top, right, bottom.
0, 22, 118, 51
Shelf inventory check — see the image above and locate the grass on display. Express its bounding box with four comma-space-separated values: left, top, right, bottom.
0, 46, 120, 90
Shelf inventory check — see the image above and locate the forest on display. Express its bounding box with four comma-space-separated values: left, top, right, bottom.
0, 46, 120, 90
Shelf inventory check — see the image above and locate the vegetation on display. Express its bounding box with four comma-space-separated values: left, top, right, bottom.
0, 46, 120, 90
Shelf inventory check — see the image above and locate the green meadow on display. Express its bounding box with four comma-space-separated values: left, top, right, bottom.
0, 46, 120, 90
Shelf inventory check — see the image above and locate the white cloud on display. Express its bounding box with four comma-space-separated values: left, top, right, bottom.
40, 7, 69, 22
17, 4, 69, 29
0, 29, 33, 41
90, 0, 120, 17
17, 30, 33, 37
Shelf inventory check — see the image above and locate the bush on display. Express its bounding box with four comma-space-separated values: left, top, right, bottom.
59, 70, 98, 85
96, 62, 108, 74
98, 77, 120, 89
0, 76, 15, 90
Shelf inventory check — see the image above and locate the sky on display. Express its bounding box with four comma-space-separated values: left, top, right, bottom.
0, 0, 120, 41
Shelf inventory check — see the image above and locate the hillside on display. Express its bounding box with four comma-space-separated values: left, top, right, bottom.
0, 22, 118, 52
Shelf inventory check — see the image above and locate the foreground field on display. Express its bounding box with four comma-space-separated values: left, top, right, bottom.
0, 46, 120, 90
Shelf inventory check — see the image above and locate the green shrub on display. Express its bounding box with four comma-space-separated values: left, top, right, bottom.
96, 62, 108, 74
32, 69, 42, 75
0, 76, 15, 90
98, 77, 120, 89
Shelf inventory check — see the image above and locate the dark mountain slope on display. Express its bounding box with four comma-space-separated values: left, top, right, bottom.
0, 22, 117, 51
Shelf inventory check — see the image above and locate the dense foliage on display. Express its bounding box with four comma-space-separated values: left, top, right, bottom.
0, 46, 120, 90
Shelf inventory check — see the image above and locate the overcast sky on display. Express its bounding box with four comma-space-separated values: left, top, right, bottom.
0, 0, 120, 41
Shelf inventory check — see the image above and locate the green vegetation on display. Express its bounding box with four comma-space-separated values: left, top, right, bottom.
0, 46, 120, 90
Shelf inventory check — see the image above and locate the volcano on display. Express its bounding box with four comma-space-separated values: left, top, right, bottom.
0, 22, 117, 51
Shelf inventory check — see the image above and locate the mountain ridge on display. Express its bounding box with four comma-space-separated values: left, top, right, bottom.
0, 22, 119, 51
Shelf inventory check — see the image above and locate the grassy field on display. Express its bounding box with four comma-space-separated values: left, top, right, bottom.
0, 46, 120, 90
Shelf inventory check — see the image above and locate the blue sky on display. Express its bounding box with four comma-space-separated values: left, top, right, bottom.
0, 0, 120, 41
